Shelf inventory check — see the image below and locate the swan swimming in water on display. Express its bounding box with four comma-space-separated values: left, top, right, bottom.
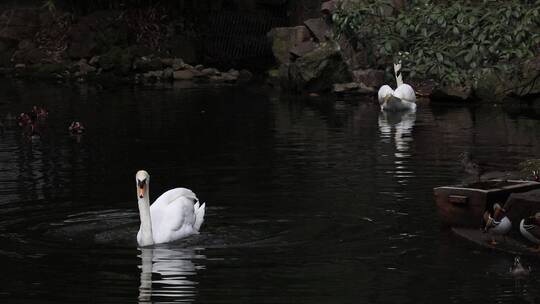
136, 170, 206, 247
378, 61, 417, 112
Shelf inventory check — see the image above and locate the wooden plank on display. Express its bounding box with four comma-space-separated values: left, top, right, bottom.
452, 227, 540, 256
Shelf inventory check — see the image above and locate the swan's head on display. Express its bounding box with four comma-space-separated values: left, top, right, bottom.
136, 170, 150, 199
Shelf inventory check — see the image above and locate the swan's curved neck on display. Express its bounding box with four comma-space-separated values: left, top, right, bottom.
394, 62, 403, 87
138, 186, 154, 247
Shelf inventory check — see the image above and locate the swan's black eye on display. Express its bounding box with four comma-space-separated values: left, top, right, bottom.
138, 178, 146, 188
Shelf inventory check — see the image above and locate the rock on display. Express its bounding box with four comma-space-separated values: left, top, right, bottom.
222, 72, 238, 82
12, 47, 47, 64
99, 47, 133, 74
281, 42, 353, 92
473, 70, 511, 101
195, 64, 204, 71
352, 69, 385, 88
18, 39, 35, 50
77, 59, 97, 75
160, 58, 174, 67
11, 38, 46, 64
513, 55, 540, 97
67, 23, 98, 59
268, 26, 312, 64
209, 75, 226, 83
32, 63, 66, 78
321, 0, 339, 15
290, 41, 318, 59
238, 69, 253, 83
201, 68, 218, 76
173, 69, 194, 80
227, 69, 239, 77
337, 36, 368, 69
144, 70, 163, 78
333, 82, 374, 95
304, 18, 331, 42
431, 85, 473, 102
0, 9, 40, 42
132, 57, 163, 72
162, 67, 173, 80
89, 56, 100, 66
172, 58, 185, 70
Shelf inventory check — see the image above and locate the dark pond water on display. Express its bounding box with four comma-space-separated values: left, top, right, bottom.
1, 80, 540, 303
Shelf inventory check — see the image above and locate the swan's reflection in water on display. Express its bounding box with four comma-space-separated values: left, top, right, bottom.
378, 110, 416, 154
378, 110, 416, 185
138, 247, 204, 303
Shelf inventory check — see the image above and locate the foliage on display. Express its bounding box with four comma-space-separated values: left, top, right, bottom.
519, 159, 540, 175
332, 0, 540, 85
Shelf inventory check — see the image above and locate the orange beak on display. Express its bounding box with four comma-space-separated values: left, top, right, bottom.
138, 186, 145, 199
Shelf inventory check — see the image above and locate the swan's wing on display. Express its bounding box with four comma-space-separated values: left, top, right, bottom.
150, 188, 199, 243
394, 84, 416, 102
152, 188, 197, 208
156, 196, 198, 243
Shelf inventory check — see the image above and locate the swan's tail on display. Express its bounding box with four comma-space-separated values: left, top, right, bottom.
193, 202, 206, 231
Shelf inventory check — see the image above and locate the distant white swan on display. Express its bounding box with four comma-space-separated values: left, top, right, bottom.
378, 61, 417, 112
136, 170, 206, 247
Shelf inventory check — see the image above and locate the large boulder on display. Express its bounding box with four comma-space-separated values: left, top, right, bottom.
352, 69, 384, 89
12, 39, 47, 64
0, 9, 40, 42
132, 57, 163, 72
99, 47, 133, 74
513, 55, 540, 98
304, 18, 331, 42
321, 0, 339, 16
281, 42, 352, 92
268, 26, 312, 64
431, 85, 473, 102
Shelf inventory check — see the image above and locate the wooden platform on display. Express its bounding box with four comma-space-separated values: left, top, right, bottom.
452, 227, 540, 256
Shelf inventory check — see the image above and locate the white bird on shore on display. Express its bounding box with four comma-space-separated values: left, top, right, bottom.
136, 170, 206, 247
378, 61, 417, 112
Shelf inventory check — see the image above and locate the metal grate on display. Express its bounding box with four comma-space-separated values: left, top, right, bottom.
202, 10, 287, 65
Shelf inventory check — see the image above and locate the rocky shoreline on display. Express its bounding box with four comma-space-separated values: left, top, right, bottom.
266, 0, 540, 103
0, 7, 253, 87
0, 1, 538, 103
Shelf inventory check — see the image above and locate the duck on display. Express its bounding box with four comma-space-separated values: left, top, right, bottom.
377, 60, 417, 112
17, 112, 38, 137
482, 202, 512, 245
68, 121, 85, 134
31, 105, 48, 122
520, 212, 540, 252
509, 256, 531, 278
135, 170, 206, 247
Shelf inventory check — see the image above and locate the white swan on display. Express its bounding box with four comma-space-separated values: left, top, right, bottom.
136, 170, 206, 247
377, 61, 417, 112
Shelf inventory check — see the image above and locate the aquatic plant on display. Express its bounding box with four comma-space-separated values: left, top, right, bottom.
332, 0, 540, 85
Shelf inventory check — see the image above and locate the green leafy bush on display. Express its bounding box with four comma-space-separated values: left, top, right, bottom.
332, 0, 540, 85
